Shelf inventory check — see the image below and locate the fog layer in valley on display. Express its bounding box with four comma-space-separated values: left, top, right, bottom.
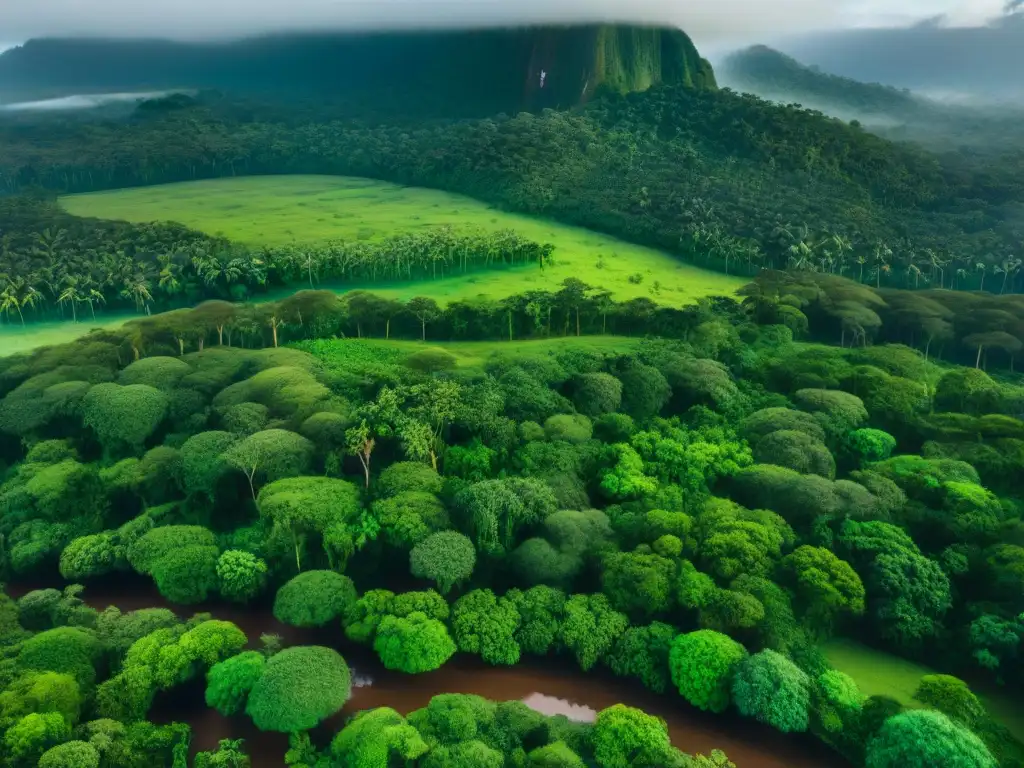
0, 90, 186, 111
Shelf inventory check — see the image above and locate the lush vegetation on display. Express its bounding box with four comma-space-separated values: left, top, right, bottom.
4, 27, 1024, 768
1, 270, 1024, 765
0, 177, 743, 330
2, 78, 1024, 302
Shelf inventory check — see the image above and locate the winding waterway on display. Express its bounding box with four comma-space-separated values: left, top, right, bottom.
8, 581, 843, 768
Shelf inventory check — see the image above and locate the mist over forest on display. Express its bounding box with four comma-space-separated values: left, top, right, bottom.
772, 14, 1024, 101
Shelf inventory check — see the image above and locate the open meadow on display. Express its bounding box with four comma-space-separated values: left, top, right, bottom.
0, 314, 135, 356
0, 176, 745, 355
823, 638, 1024, 742
60, 175, 745, 305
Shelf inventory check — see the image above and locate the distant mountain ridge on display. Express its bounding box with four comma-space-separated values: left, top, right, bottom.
713, 44, 1024, 153
718, 45, 930, 119
776, 15, 1024, 101
0, 26, 716, 117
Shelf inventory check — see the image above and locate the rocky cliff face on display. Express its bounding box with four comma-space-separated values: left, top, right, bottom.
518, 26, 716, 110
0, 25, 715, 116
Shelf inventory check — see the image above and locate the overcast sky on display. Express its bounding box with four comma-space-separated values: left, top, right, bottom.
0, 0, 1013, 51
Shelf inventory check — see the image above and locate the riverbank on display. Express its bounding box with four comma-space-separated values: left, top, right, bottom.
6, 580, 842, 768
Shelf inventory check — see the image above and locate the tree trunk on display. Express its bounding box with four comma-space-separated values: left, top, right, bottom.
421, 319, 426, 342
975, 344, 983, 369
246, 469, 257, 501
386, 318, 391, 339
217, 325, 224, 345
576, 309, 580, 337
178, 337, 184, 356
271, 322, 279, 348
924, 337, 931, 361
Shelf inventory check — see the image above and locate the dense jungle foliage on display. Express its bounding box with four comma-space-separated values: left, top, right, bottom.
1, 80, 1023, 299
4, 26, 1024, 768
1, 277, 1023, 767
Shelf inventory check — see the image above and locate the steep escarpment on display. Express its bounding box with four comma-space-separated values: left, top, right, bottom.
0, 25, 715, 117
520, 26, 715, 109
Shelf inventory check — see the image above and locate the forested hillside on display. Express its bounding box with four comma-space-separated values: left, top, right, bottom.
2, 82, 1023, 302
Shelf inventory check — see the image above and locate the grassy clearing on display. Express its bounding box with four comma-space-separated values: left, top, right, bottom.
822, 638, 1024, 741
297, 336, 641, 374
822, 638, 932, 707
0, 315, 134, 357
60, 175, 745, 306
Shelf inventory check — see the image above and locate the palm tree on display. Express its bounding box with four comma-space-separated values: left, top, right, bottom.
976, 262, 988, 292
303, 251, 319, 288
787, 239, 814, 271
20, 284, 42, 321
854, 253, 868, 283
999, 258, 1021, 294
0, 286, 24, 326
31, 227, 68, 266
59, 278, 83, 322
922, 248, 947, 288
84, 287, 105, 320
158, 254, 184, 298
821, 233, 851, 274
872, 243, 892, 288
122, 271, 153, 314
907, 263, 923, 288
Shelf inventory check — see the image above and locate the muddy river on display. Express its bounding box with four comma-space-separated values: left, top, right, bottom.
8, 581, 844, 767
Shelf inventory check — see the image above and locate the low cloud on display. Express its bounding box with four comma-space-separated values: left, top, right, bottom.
0, 0, 1008, 48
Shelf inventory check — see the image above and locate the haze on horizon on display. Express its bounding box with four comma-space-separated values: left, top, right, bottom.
0, 0, 1014, 51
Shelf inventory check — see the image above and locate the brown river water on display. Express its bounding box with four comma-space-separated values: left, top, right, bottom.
7, 581, 845, 768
